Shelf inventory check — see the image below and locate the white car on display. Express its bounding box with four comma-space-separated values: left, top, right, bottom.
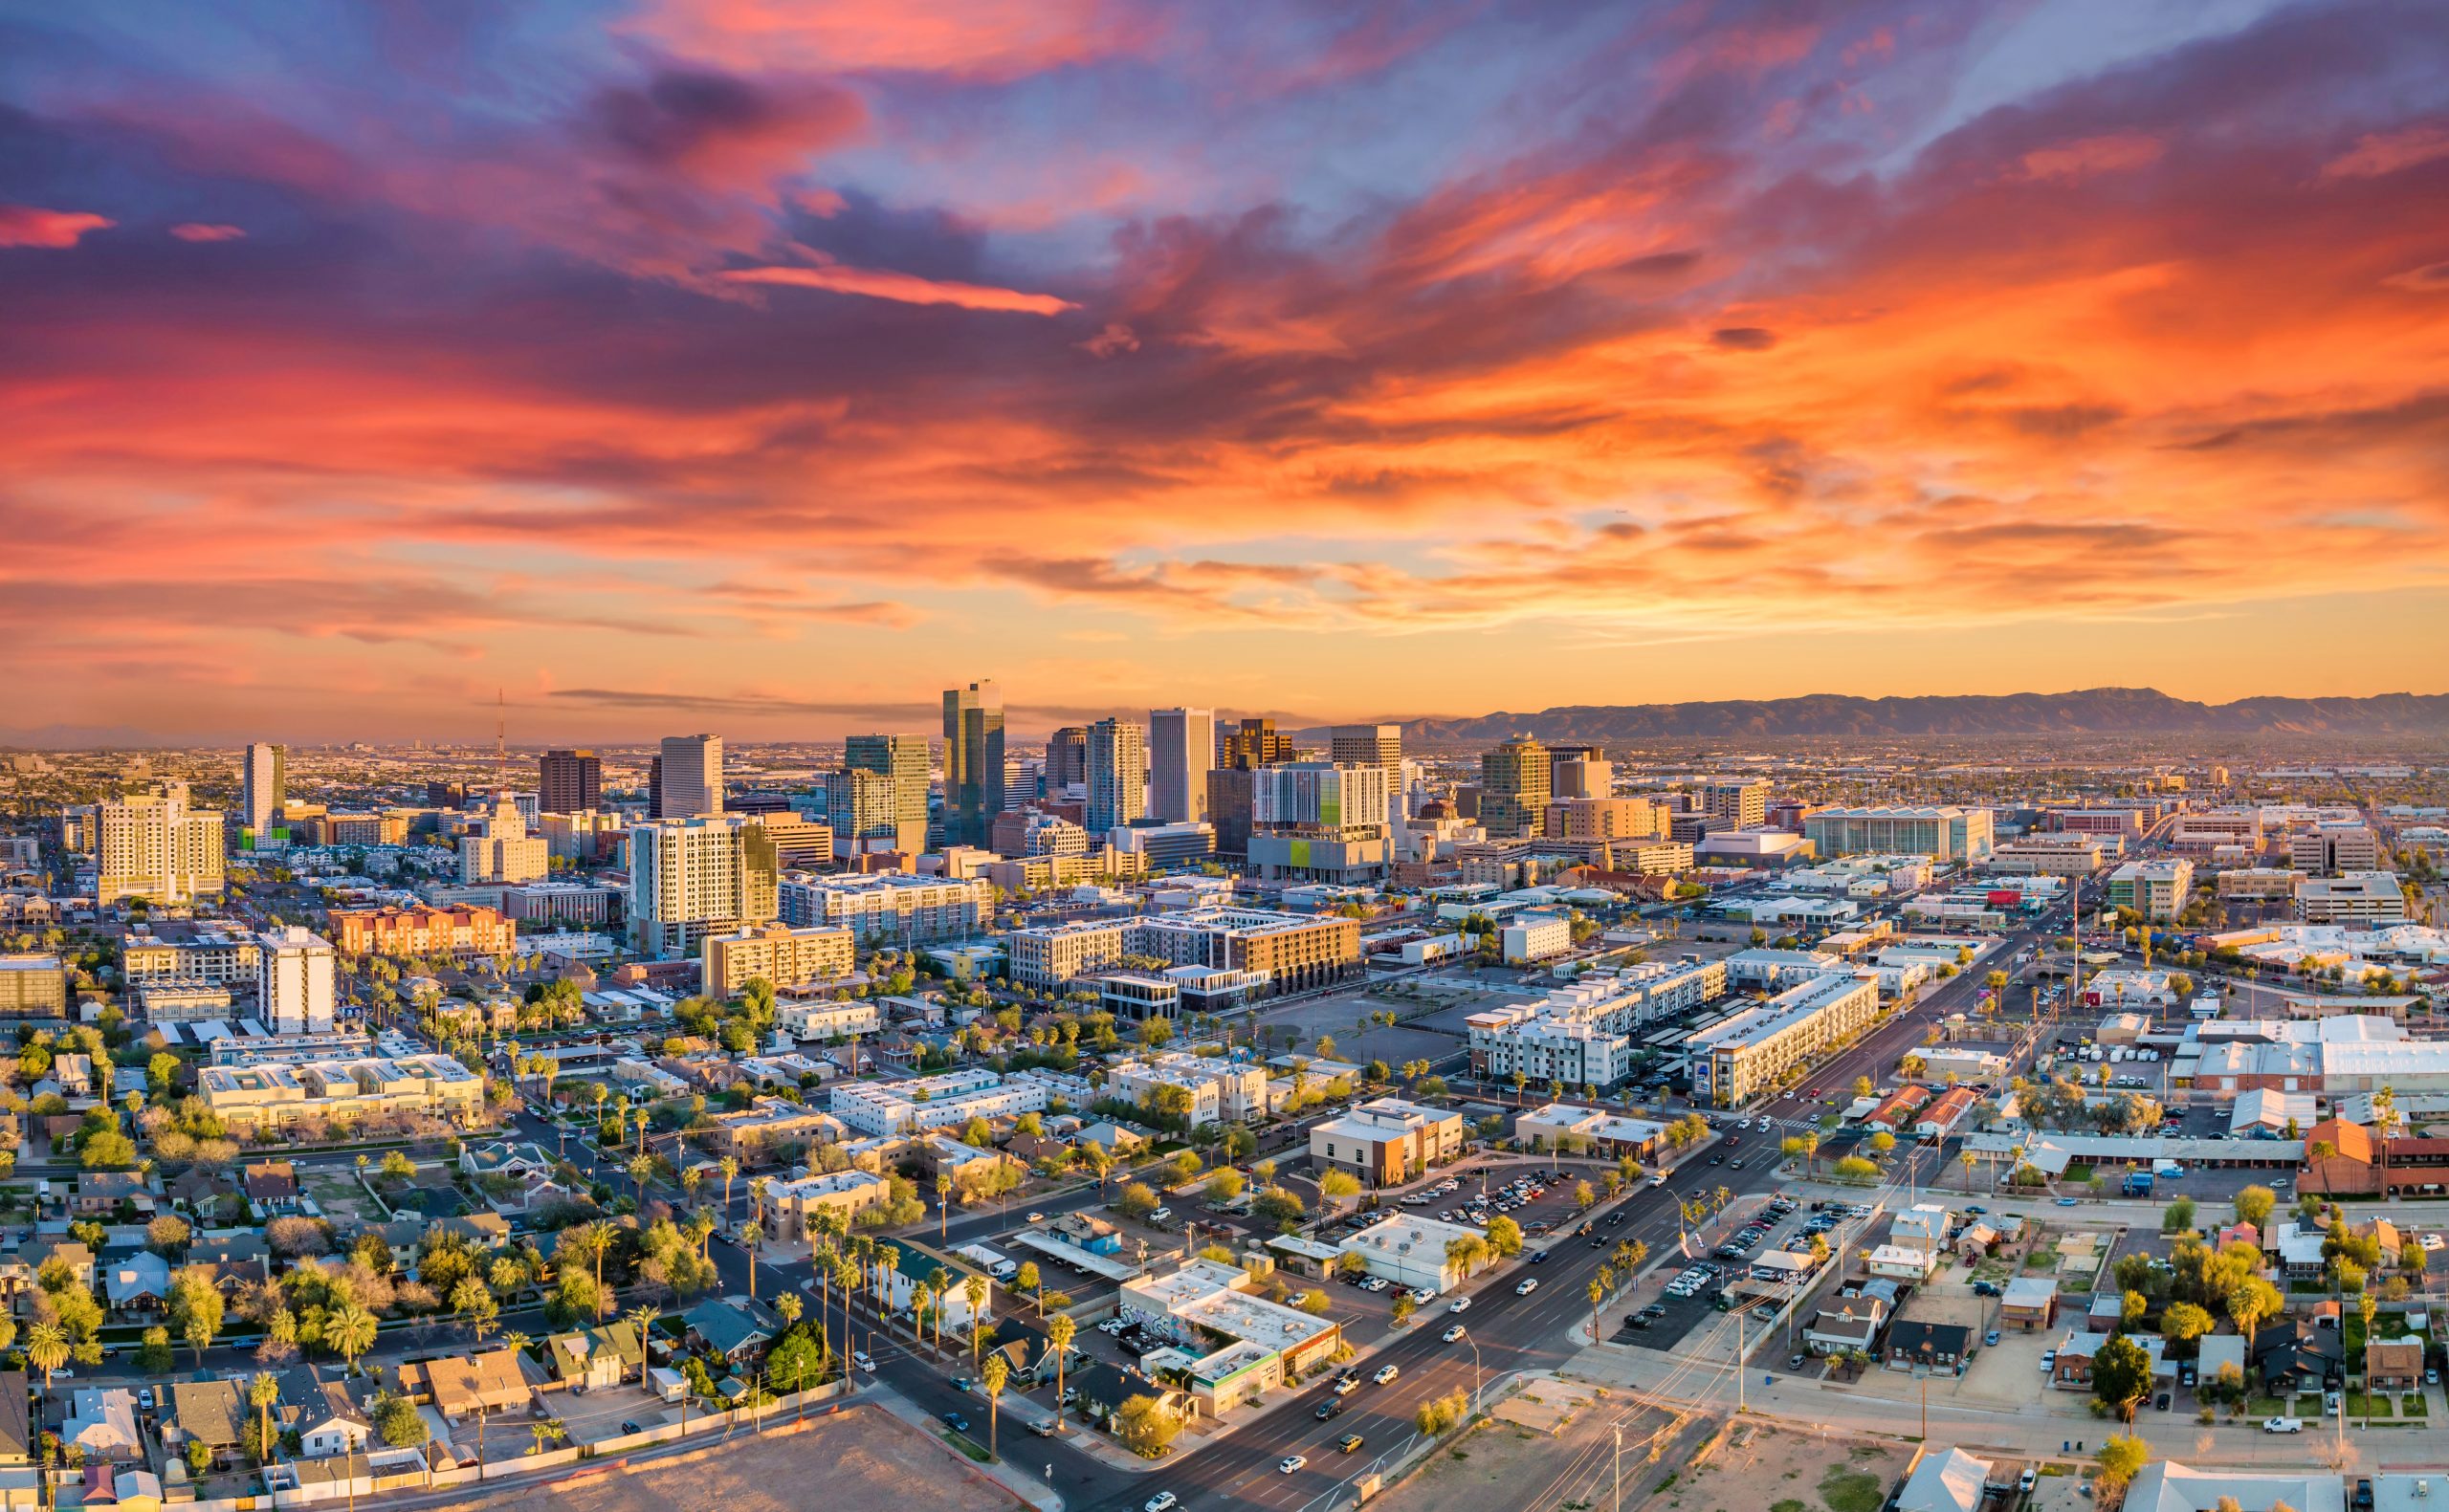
1280, 1455, 1308, 1475
1374, 1364, 1401, 1385
2262, 1417, 2304, 1434
1026, 1212, 1045, 1223
852, 1351, 875, 1372
1145, 1495, 1180, 1512
1443, 1324, 1467, 1343
1449, 1297, 1471, 1314
1515, 1279, 1539, 1296
1410, 1286, 1438, 1304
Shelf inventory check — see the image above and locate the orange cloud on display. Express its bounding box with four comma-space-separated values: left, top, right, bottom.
0, 206, 115, 248
719, 262, 1078, 314
168, 222, 247, 241
2321, 123, 2449, 179
2014, 133, 2164, 183
620, 0, 1154, 79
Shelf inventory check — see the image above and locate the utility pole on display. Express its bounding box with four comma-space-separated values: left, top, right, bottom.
1736, 1305, 1746, 1414
1615, 1420, 1623, 1512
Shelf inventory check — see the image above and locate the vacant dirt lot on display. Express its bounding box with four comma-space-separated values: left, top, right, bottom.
446, 1405, 1021, 1512
1369, 1390, 1688, 1512
1659, 1421, 1900, 1512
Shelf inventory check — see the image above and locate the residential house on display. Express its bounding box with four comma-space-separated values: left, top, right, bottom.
1867, 1244, 1936, 1282
681, 1298, 780, 1363
25, 1238, 96, 1292
241, 1161, 301, 1211
2053, 1331, 2172, 1391
101, 1253, 171, 1314
1998, 1277, 2059, 1330
2272, 1222, 2328, 1281
1885, 1321, 1971, 1370
165, 1378, 250, 1469
62, 1389, 142, 1462
2122, 1463, 2344, 1512
1887, 1205, 1951, 1258
0, 1370, 29, 1468
2365, 1338, 2422, 1391
1803, 1295, 1887, 1358
75, 1172, 155, 1216
2196, 1334, 2248, 1391
277, 1369, 372, 1459
405, 1348, 539, 1422
1897, 1447, 1993, 1512
2249, 1320, 2344, 1391
458, 1142, 554, 1181
548, 1321, 646, 1391
1954, 1223, 2000, 1261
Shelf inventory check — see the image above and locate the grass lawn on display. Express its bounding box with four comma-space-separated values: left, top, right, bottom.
2294, 1393, 2325, 1418
2065, 1164, 2095, 1183
2406, 1393, 2430, 1417
2248, 1396, 2289, 1416
2345, 1392, 2395, 1418
1819, 1465, 1885, 1512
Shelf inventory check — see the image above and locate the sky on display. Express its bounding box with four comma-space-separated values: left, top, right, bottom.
3, 0, 2446, 743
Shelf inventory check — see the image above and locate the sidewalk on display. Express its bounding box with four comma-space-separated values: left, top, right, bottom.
869, 1382, 1068, 1511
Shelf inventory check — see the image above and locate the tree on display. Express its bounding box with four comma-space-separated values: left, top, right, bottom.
2095, 1435, 2151, 1497
1047, 1315, 1077, 1435
2163, 1197, 2196, 1234
1114, 1394, 1180, 1458
1587, 1276, 1607, 1342
1485, 1215, 1524, 1258
1320, 1170, 1360, 1214
982, 1353, 1010, 1458
1574, 1180, 1596, 1209
170, 1268, 224, 1367
1204, 1169, 1246, 1204
1114, 1183, 1159, 1222
2091, 1334, 2153, 1422
2234, 1185, 2277, 1230
26, 1322, 67, 1388
327, 1303, 380, 1372
1392, 1293, 1417, 1326
965, 1275, 990, 1363
2227, 1279, 2282, 1351
248, 1371, 280, 1462
2160, 1302, 2215, 1349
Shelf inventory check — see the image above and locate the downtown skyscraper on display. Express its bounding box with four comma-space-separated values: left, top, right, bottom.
1148, 707, 1214, 824
654, 734, 724, 819
538, 748, 603, 814
240, 741, 285, 838
941, 680, 1005, 847
1086, 716, 1148, 833
843, 733, 930, 853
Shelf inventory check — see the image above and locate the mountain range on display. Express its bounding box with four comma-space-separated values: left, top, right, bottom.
1325, 689, 2449, 746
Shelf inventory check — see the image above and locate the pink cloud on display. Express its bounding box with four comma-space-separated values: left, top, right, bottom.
2322, 123, 2449, 179
720, 262, 1077, 314
169, 222, 248, 242
2014, 133, 2165, 184
0, 205, 115, 248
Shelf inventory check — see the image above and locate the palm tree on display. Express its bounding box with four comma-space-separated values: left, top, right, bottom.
741, 1222, 762, 1301
25, 1322, 66, 1389
937, 1172, 955, 1240
1587, 1275, 1608, 1343
2361, 1291, 2380, 1433
626, 1153, 653, 1201
1046, 1316, 1076, 1435
965, 1275, 990, 1363
929, 1265, 953, 1349
248, 1371, 279, 1460
834, 1256, 860, 1353
528, 1420, 566, 1457
685, 1210, 717, 1263
566, 1221, 614, 1320
982, 1354, 1009, 1459
719, 1153, 739, 1217
328, 1303, 379, 1373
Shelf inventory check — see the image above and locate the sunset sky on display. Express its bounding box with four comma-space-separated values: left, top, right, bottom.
4, 0, 2446, 742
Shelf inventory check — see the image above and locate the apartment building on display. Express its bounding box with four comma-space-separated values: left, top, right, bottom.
1501, 911, 1572, 964
979, 847, 1145, 892
1804, 806, 1995, 862
1701, 778, 1771, 828
2106, 858, 2195, 921
989, 810, 1090, 857
701, 920, 856, 995
2296, 873, 2408, 926
1479, 736, 1551, 840
2217, 867, 2304, 901
1543, 797, 1666, 842
1107, 1053, 1269, 1126
457, 798, 549, 886
1988, 833, 2110, 876
123, 927, 261, 989
776, 997, 879, 1041
842, 734, 931, 854
198, 1054, 483, 1129
240, 743, 286, 838
1689, 971, 1880, 1107
777, 871, 990, 945
1127, 907, 1362, 996
766, 1170, 892, 1238
1006, 919, 1128, 993
97, 786, 225, 906
1465, 959, 1728, 1088
256, 927, 337, 1034
328, 905, 516, 959
1308, 1096, 1467, 1189
2290, 825, 2382, 875
629, 816, 781, 959
1149, 708, 1216, 825
0, 954, 69, 1017
827, 1068, 1049, 1135
1247, 762, 1392, 883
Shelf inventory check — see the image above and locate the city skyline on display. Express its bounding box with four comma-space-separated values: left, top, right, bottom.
4, 1, 2447, 741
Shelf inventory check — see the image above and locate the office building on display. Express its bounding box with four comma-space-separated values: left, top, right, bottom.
991, 809, 1090, 857
1689, 971, 1880, 1107
329, 905, 516, 959
1550, 747, 1613, 801
1329, 724, 1401, 775
824, 767, 901, 857
941, 681, 1006, 846
256, 926, 338, 1034
654, 734, 724, 820
1046, 726, 1089, 792
1501, 911, 1572, 964
1988, 833, 2109, 875
2106, 859, 2194, 921
628, 816, 781, 958
2295, 873, 2408, 926
97, 785, 225, 906
843, 734, 931, 853
1006, 919, 1130, 992
1109, 821, 1217, 868
1701, 778, 1771, 828
457, 797, 550, 885
1086, 717, 1148, 832
778, 871, 989, 945
2290, 825, 2382, 875
1148, 708, 1215, 824
1479, 736, 1550, 839
1130, 907, 1362, 996
1804, 805, 1995, 862
1543, 796, 1665, 841
1218, 717, 1292, 769
1247, 762, 1391, 883
240, 743, 286, 840
1308, 1096, 1466, 1189
702, 920, 856, 996
537, 750, 602, 814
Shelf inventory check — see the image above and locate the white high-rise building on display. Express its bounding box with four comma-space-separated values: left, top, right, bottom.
656, 734, 725, 819
629, 816, 781, 958
97, 784, 226, 906
1088, 717, 1149, 833
256, 926, 337, 1034
240, 743, 286, 840
458, 796, 550, 884
1331, 724, 1404, 829
1148, 708, 1215, 825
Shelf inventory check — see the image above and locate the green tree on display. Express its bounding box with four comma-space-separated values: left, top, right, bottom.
2090, 1334, 2153, 1422
326, 1303, 380, 1372
1114, 1394, 1180, 1458
2234, 1185, 2277, 1230
170, 1268, 224, 1367
982, 1353, 1009, 1459
2094, 1435, 2151, 1492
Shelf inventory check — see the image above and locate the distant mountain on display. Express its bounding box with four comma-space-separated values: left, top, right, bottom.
1330, 689, 2449, 746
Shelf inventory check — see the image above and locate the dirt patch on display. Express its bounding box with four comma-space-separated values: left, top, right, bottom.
1657, 1423, 1898, 1512
1365, 1398, 1686, 1512
435, 1405, 1020, 1512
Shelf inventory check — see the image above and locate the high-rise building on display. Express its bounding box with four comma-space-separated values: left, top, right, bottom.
1331, 724, 1403, 830
655, 734, 724, 819
629, 816, 781, 958
1543, 745, 1611, 800
241, 743, 286, 839
1149, 708, 1215, 824
1219, 717, 1293, 770
98, 784, 226, 906
1248, 762, 1392, 882
825, 767, 902, 856
458, 796, 551, 884
256, 926, 337, 1034
1047, 727, 1089, 792
1087, 717, 1149, 833
1479, 735, 1551, 839
844, 734, 930, 853
1701, 778, 1771, 829
538, 749, 603, 814
942, 680, 1006, 847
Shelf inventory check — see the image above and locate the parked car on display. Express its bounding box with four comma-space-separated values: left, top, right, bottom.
2264, 1417, 2304, 1434
1985, 1330, 2001, 1348
942, 1411, 970, 1433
